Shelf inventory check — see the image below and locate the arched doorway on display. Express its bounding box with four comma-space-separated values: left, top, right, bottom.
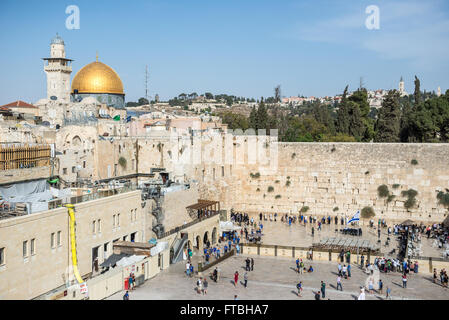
212, 227, 217, 244
187, 240, 192, 251
203, 231, 209, 248
195, 236, 201, 250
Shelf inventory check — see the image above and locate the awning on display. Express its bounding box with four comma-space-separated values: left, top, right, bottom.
220, 221, 242, 232
100, 253, 130, 268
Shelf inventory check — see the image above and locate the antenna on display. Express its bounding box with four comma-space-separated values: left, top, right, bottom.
145, 65, 149, 101
359, 76, 365, 89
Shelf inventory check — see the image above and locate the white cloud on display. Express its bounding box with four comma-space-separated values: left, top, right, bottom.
291, 0, 449, 69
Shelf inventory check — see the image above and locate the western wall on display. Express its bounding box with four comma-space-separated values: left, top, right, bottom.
194, 141, 449, 224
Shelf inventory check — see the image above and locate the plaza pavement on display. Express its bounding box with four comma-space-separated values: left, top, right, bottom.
107, 255, 449, 300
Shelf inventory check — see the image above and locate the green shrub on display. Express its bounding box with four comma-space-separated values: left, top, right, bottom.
404, 197, 417, 209
402, 189, 418, 210
118, 156, 127, 168
387, 195, 396, 203
256, 188, 260, 192
377, 185, 389, 198
333, 207, 339, 212
300, 206, 309, 213
291, 153, 296, 159
286, 180, 291, 187
365, 171, 370, 175
437, 191, 449, 207
402, 189, 418, 199
275, 180, 280, 184
392, 184, 401, 189
250, 172, 260, 179
411, 159, 418, 165
275, 195, 281, 199
267, 186, 274, 192
361, 206, 375, 219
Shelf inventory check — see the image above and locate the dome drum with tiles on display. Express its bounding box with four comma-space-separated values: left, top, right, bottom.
71, 60, 125, 109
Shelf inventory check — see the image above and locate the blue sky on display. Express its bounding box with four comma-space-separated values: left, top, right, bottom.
0, 0, 448, 104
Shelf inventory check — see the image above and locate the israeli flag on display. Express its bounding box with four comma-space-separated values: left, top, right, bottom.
347, 210, 360, 224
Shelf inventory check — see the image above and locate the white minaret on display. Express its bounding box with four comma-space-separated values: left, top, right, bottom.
399, 76, 406, 96
437, 86, 442, 97
43, 33, 73, 102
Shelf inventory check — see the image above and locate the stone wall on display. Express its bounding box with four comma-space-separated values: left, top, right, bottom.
195, 142, 449, 225
0, 166, 51, 184
0, 190, 145, 300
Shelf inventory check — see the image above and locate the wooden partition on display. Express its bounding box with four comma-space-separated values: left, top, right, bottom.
0, 144, 51, 170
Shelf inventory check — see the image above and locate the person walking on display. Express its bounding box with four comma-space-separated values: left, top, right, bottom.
251, 258, 254, 271
128, 274, 134, 291
296, 281, 303, 297
337, 263, 342, 276
360, 255, 365, 269
347, 264, 351, 278
358, 288, 366, 300
186, 262, 190, 277
196, 278, 202, 294
123, 290, 129, 300
378, 279, 383, 294
321, 281, 326, 299
244, 272, 248, 288
386, 287, 392, 300
433, 268, 438, 284
337, 275, 343, 291
203, 278, 208, 295
234, 271, 239, 287
402, 273, 407, 288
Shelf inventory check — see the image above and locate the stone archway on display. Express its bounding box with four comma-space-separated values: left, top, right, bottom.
203, 231, 209, 248
187, 240, 192, 251
195, 235, 201, 250
211, 227, 217, 244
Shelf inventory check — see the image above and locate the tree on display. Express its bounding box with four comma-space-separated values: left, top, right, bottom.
138, 97, 149, 106
256, 98, 268, 133
336, 86, 351, 135
205, 92, 213, 100
249, 106, 257, 129
374, 90, 401, 142
274, 85, 281, 103
414, 76, 421, 106
221, 112, 249, 130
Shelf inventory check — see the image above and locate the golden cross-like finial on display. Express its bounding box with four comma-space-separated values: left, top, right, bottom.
96, 51, 98, 62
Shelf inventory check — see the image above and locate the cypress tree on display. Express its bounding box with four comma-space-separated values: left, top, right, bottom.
375, 90, 401, 142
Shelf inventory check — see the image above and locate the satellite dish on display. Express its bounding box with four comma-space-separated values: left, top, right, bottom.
50, 96, 58, 101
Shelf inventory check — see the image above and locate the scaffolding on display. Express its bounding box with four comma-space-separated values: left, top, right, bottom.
0, 143, 51, 170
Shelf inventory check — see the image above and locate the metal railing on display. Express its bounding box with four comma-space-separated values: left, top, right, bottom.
157, 211, 220, 239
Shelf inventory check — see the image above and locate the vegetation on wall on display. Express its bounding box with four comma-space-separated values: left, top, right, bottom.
333, 207, 339, 212
402, 189, 418, 209
275, 195, 281, 199
436, 190, 449, 209
250, 172, 261, 179
286, 180, 291, 187
300, 206, 309, 213
392, 184, 401, 189
377, 185, 390, 198
361, 206, 375, 219
267, 186, 274, 192
411, 159, 418, 165
118, 156, 127, 168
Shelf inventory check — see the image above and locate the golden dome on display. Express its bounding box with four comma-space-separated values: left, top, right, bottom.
71, 61, 124, 95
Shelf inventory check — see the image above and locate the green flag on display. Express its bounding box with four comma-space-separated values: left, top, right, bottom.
113, 115, 120, 121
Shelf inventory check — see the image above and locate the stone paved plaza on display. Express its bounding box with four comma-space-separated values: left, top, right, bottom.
252, 220, 444, 258
108, 255, 449, 300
